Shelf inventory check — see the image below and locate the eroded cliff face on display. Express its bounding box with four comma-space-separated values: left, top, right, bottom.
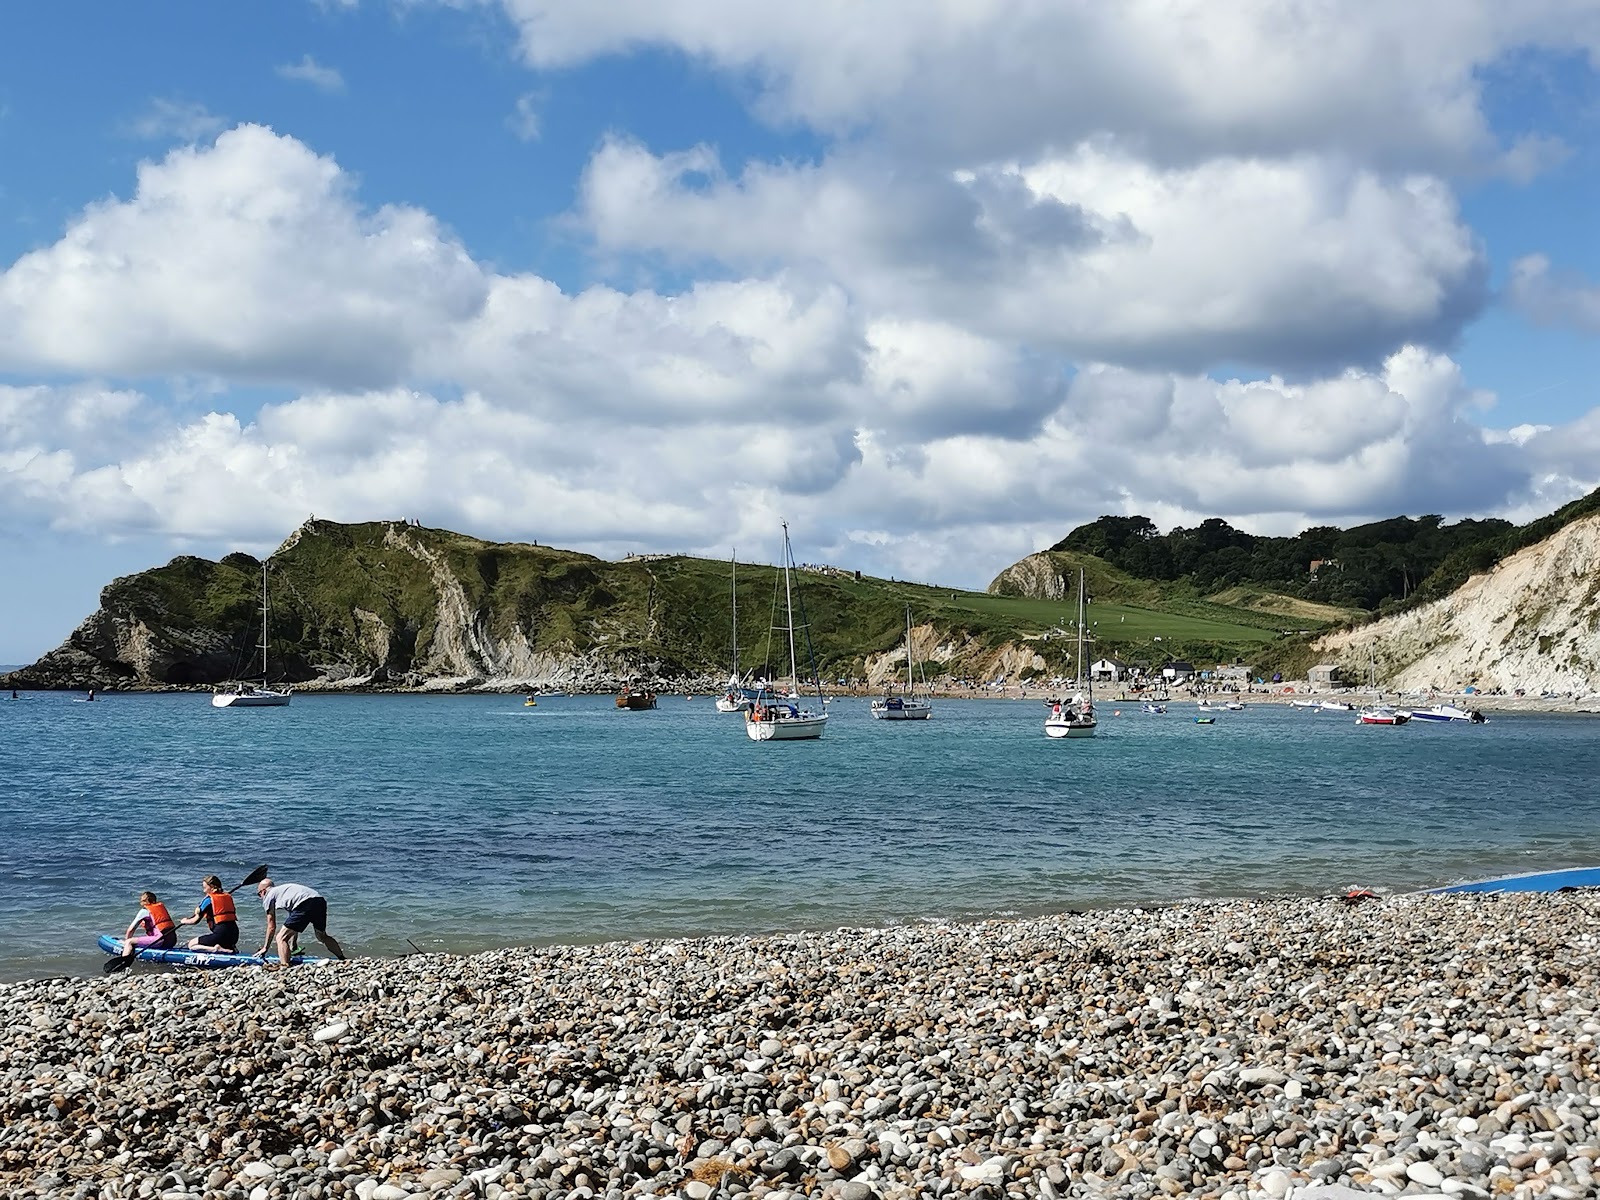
9, 609, 238, 690
1316, 514, 1600, 695
863, 623, 1045, 687
988, 553, 1068, 601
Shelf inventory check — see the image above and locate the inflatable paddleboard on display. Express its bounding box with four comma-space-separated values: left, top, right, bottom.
97, 934, 330, 969
1429, 865, 1600, 895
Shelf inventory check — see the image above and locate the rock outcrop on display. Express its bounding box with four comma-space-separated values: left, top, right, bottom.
1315, 513, 1600, 695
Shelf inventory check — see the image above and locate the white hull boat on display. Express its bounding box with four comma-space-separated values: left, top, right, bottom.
871, 696, 932, 720
744, 523, 828, 743
746, 702, 829, 740
871, 604, 933, 721
1044, 568, 1096, 739
213, 562, 291, 709
212, 687, 290, 709
1410, 704, 1483, 723
1045, 705, 1097, 738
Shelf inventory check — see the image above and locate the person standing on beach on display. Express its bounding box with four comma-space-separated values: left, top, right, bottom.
177, 875, 240, 952
256, 878, 346, 964
121, 891, 177, 956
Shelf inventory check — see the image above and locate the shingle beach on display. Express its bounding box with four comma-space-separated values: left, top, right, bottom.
4, 895, 1597, 1200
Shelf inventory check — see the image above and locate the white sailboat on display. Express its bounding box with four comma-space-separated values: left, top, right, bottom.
1045, 568, 1096, 739
870, 604, 932, 720
715, 551, 757, 714
745, 524, 829, 742
212, 563, 291, 708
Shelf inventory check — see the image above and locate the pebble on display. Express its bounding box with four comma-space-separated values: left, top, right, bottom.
0, 894, 1595, 1199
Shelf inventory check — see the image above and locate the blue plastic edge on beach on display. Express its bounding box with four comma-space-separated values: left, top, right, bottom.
95, 934, 329, 968
1429, 866, 1600, 894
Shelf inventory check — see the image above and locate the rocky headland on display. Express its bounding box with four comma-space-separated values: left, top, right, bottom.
4, 894, 1597, 1199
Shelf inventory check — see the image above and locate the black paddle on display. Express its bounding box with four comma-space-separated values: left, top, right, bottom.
103, 864, 269, 975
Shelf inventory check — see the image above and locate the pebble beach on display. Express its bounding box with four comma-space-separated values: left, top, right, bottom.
5, 895, 1598, 1200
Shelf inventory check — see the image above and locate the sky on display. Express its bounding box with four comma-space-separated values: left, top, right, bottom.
5, 2, 1600, 661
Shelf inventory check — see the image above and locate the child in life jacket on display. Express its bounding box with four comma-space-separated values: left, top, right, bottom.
121, 891, 178, 956
177, 875, 240, 952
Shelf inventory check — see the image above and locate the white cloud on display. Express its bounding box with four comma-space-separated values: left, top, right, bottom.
0, 126, 487, 387
495, 0, 1600, 170
5, 347, 1595, 591
276, 54, 346, 93
1505, 253, 1600, 332
576, 138, 1487, 371
508, 92, 542, 141
126, 98, 226, 142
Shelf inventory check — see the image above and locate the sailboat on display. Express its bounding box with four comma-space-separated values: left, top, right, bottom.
1044, 568, 1096, 739
745, 524, 829, 741
870, 605, 932, 720
715, 551, 758, 714
212, 563, 291, 708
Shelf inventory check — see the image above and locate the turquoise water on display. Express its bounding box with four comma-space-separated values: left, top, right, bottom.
3, 692, 1598, 982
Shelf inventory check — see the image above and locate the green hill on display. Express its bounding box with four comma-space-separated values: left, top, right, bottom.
3, 519, 1305, 691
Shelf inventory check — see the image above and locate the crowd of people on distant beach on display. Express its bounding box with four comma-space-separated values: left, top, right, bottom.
118, 875, 344, 967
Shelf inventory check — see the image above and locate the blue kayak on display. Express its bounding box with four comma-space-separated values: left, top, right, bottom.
97, 934, 330, 968
1429, 865, 1600, 895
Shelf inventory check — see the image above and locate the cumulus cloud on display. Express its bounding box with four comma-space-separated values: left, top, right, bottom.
495, 0, 1600, 169
4, 347, 1594, 590
276, 54, 346, 93
576, 138, 1487, 372
0, 126, 487, 387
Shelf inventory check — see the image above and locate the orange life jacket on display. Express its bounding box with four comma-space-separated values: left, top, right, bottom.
205, 891, 237, 926
146, 901, 175, 934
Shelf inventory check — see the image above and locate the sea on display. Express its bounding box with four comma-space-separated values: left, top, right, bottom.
3, 691, 1598, 983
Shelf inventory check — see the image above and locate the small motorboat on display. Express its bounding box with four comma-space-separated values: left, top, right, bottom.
1224, 701, 1246, 711
1193, 716, 1216, 725
1319, 700, 1355, 712
523, 697, 538, 707
1409, 704, 1483, 723
1142, 703, 1167, 714
1357, 706, 1411, 725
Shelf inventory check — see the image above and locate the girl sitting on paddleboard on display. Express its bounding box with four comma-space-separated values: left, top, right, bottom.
121, 891, 177, 957
177, 875, 240, 952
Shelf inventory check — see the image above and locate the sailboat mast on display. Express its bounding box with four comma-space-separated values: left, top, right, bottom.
904, 604, 913, 692
730, 551, 738, 679
781, 523, 800, 689
1077, 568, 1089, 699
260, 563, 269, 684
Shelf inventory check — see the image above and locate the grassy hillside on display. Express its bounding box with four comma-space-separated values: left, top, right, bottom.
46, 519, 1306, 687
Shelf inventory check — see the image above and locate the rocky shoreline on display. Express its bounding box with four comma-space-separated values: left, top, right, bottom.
4, 895, 1598, 1199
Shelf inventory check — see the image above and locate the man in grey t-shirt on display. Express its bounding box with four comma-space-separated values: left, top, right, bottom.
256, 878, 347, 965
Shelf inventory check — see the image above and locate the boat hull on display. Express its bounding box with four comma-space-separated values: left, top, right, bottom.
97, 934, 327, 969
1044, 718, 1096, 739
746, 711, 828, 740
870, 698, 932, 720
211, 689, 291, 708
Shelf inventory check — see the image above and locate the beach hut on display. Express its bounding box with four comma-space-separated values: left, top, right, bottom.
1308, 664, 1344, 687
1090, 657, 1127, 682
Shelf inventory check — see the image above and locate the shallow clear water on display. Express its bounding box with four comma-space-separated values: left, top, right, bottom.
3, 691, 1598, 981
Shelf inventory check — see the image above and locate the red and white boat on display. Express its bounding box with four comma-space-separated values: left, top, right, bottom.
1357, 706, 1411, 725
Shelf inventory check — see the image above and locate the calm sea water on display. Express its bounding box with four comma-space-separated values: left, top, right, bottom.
3, 691, 1598, 982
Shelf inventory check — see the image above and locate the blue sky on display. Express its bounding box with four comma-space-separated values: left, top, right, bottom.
4, 2, 1600, 661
